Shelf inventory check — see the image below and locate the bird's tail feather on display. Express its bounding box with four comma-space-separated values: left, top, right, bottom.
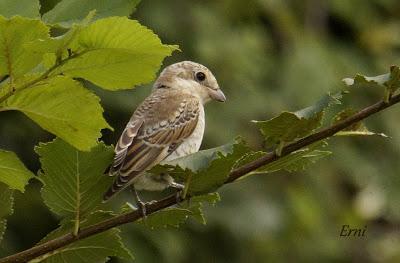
102, 171, 139, 202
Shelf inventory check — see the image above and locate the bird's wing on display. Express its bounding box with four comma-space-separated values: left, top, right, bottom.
104, 89, 200, 201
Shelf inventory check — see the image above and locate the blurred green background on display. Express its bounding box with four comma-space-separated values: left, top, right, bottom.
1, 0, 400, 262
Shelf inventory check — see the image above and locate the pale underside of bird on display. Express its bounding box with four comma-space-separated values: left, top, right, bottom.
103, 61, 226, 203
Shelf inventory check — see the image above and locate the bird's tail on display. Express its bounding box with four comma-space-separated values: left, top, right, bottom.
102, 171, 139, 202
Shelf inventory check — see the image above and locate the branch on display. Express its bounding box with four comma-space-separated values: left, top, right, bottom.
2, 93, 400, 263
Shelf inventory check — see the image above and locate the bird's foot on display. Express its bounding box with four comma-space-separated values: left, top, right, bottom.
169, 182, 185, 206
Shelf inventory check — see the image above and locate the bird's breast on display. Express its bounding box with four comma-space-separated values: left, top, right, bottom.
164, 105, 205, 161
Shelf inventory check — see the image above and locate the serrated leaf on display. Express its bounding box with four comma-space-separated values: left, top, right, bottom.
2, 76, 111, 151
55, 17, 178, 90
0, 150, 34, 191
239, 142, 331, 177
332, 108, 388, 137
283, 150, 331, 172
0, 220, 5, 244
342, 65, 400, 93
42, 0, 141, 28
132, 193, 220, 227
253, 92, 342, 145
26, 11, 96, 67
0, 0, 40, 18
35, 139, 114, 225
185, 193, 220, 224
0, 16, 49, 81
36, 211, 133, 263
152, 139, 250, 195
342, 74, 389, 88
0, 183, 13, 243
136, 208, 193, 229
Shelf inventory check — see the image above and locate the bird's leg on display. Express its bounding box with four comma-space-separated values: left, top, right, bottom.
169, 182, 185, 206
130, 185, 147, 218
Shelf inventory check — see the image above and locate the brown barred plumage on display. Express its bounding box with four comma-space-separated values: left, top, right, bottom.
103, 61, 226, 201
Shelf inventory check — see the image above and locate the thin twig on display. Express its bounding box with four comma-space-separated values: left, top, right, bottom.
1, 93, 400, 263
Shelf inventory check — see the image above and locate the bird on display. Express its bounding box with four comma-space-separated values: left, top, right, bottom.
103, 61, 226, 210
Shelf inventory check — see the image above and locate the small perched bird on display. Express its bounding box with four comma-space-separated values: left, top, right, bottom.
103, 61, 226, 205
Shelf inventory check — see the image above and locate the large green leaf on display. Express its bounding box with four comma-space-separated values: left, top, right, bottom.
0, 16, 49, 81
35, 139, 114, 226
25, 11, 96, 68
2, 76, 111, 151
151, 139, 250, 195
36, 211, 133, 263
0, 150, 34, 192
253, 92, 342, 145
55, 17, 178, 90
42, 0, 141, 28
0, 183, 13, 243
0, 0, 40, 18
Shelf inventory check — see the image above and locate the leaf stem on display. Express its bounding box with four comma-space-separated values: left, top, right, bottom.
2, 93, 400, 263
0, 51, 85, 105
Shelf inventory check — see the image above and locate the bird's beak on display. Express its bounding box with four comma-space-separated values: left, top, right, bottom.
209, 88, 226, 102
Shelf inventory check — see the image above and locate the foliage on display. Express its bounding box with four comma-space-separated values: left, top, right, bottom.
36, 211, 133, 263
0, 183, 13, 243
0, 150, 35, 192
1, 0, 400, 262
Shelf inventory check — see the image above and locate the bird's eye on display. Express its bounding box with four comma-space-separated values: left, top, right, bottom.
195, 72, 206, 82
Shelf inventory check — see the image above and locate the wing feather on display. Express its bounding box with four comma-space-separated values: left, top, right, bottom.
104, 89, 200, 201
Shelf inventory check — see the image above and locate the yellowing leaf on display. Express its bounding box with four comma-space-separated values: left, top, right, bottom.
0, 150, 34, 192
2, 76, 111, 151
56, 17, 179, 90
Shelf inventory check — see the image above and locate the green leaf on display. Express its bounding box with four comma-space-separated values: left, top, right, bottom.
253, 92, 342, 145
151, 139, 249, 195
26, 11, 96, 67
0, 16, 49, 81
132, 193, 220, 227
136, 208, 193, 229
0, 150, 34, 192
35, 139, 114, 226
36, 211, 133, 263
237, 142, 331, 177
342, 65, 400, 94
185, 193, 220, 224
42, 0, 141, 28
56, 17, 178, 90
0, 0, 40, 18
333, 108, 388, 137
0, 183, 14, 243
2, 76, 111, 151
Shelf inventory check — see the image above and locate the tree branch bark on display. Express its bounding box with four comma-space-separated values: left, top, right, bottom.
2, 93, 400, 263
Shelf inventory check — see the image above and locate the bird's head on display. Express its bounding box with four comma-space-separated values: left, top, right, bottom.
154, 61, 226, 104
